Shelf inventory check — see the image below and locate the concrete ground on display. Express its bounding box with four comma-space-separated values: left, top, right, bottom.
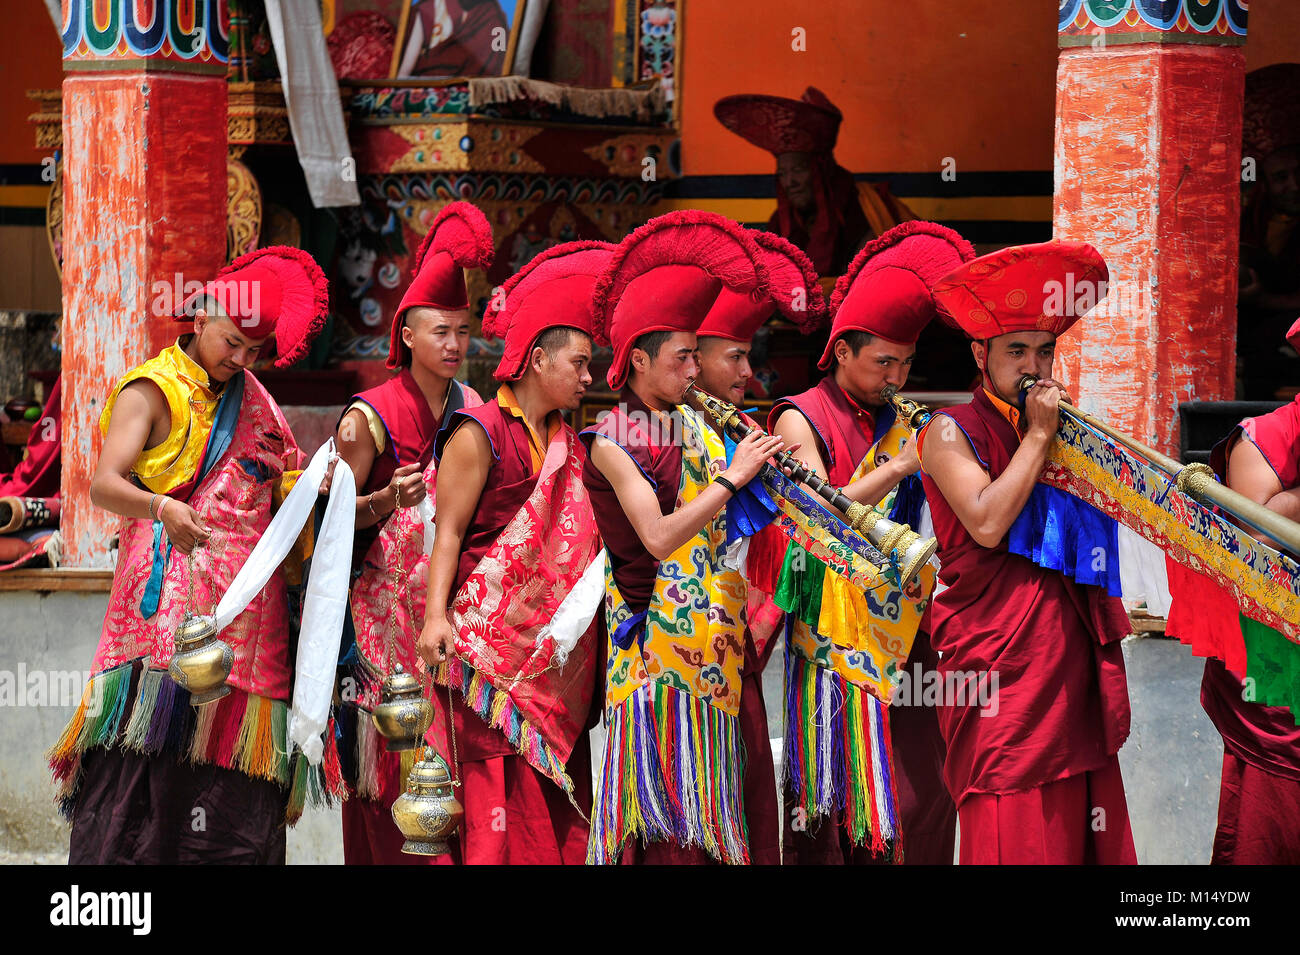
0, 588, 1225, 864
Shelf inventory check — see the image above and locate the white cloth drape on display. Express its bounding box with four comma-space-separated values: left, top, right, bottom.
1118, 523, 1172, 617
418, 497, 436, 556
262, 0, 360, 208
212, 439, 355, 764
533, 549, 606, 666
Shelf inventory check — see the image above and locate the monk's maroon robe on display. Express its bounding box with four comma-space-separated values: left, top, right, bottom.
770, 376, 955, 864
340, 372, 474, 866
1201, 396, 1300, 864
918, 389, 1135, 864
429, 400, 593, 865
409, 0, 506, 77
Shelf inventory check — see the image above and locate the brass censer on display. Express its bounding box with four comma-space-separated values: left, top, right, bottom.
370, 664, 434, 751
391, 745, 464, 856
168, 612, 234, 705
168, 543, 234, 706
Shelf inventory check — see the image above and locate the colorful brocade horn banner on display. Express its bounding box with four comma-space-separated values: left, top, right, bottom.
1008, 411, 1300, 724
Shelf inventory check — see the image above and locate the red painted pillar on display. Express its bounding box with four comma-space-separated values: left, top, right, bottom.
1053, 2, 1248, 457
59, 2, 229, 567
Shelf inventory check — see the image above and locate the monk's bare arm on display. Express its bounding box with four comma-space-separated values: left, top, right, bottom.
844, 439, 919, 509
589, 436, 730, 561
773, 407, 909, 511
921, 387, 1060, 549
336, 408, 389, 529
90, 379, 211, 553
1225, 434, 1300, 538
772, 409, 827, 481
417, 421, 491, 665
588, 429, 782, 561
90, 381, 166, 521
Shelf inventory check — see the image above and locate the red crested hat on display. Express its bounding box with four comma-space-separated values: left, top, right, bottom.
482, 239, 616, 382
177, 245, 329, 369
932, 240, 1110, 340
699, 230, 826, 342
714, 86, 842, 156
389, 201, 494, 368
818, 222, 974, 369
592, 211, 769, 391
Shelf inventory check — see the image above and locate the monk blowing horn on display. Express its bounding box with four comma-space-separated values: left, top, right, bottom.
1018, 374, 1300, 556
691, 387, 938, 585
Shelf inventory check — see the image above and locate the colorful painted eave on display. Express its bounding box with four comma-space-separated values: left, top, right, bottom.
1059, 0, 1248, 48
61, 0, 230, 67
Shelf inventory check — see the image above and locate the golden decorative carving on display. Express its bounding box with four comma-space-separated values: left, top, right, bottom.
227, 80, 293, 147
582, 131, 675, 178
386, 122, 545, 174
27, 83, 307, 152
46, 160, 62, 277
26, 88, 63, 151
226, 158, 262, 263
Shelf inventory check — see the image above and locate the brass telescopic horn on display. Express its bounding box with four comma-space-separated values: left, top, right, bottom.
1018, 374, 1300, 556
691, 388, 937, 585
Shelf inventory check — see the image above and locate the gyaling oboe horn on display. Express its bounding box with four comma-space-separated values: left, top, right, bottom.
880, 385, 931, 431
691, 388, 937, 586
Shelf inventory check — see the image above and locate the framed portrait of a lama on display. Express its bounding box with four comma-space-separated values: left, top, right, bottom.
390, 0, 527, 78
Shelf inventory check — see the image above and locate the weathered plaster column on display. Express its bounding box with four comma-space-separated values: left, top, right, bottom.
1054, 1, 1248, 456
60, 1, 229, 566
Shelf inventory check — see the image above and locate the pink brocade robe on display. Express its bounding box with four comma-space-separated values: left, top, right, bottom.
342, 376, 480, 865
95, 371, 300, 699
53, 370, 337, 864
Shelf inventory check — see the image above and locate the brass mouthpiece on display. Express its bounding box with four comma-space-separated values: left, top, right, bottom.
881, 385, 931, 431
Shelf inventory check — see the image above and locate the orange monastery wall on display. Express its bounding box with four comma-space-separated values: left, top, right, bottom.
679, 0, 1060, 177
680, 0, 1300, 178
1245, 0, 1300, 71
0, 0, 61, 167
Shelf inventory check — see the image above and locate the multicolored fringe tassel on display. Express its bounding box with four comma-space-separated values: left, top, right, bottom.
346, 709, 419, 803
46, 658, 346, 824
352, 712, 387, 801
588, 680, 749, 865
434, 657, 576, 795
783, 647, 901, 858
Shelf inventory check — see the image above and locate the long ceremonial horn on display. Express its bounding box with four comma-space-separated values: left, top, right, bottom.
691, 387, 938, 585
1018, 374, 1300, 556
